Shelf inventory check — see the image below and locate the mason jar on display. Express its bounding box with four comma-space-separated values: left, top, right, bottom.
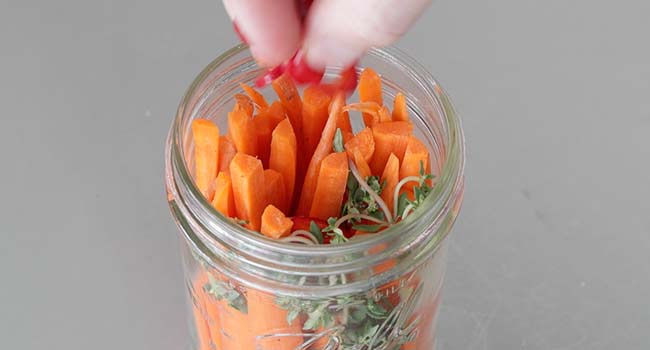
165, 44, 465, 350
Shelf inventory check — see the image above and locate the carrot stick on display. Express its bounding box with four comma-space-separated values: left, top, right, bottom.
309, 152, 349, 221
392, 92, 410, 122
344, 127, 375, 163
218, 135, 237, 173
359, 67, 383, 127
192, 119, 220, 201
260, 204, 293, 239
240, 83, 268, 109
369, 121, 413, 175
191, 274, 214, 350
248, 289, 304, 350
228, 108, 258, 157
338, 110, 354, 144
195, 273, 223, 350
219, 293, 252, 350
254, 101, 286, 167
353, 149, 372, 180
234, 93, 254, 117
380, 153, 400, 217
229, 153, 266, 231
302, 85, 332, 164
337, 109, 353, 135
211, 172, 236, 217
269, 118, 297, 211
379, 106, 392, 123
272, 74, 305, 201
264, 169, 288, 214
296, 93, 345, 215
272, 74, 302, 137
399, 136, 429, 199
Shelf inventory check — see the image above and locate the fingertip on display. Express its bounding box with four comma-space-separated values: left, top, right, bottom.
224, 0, 301, 67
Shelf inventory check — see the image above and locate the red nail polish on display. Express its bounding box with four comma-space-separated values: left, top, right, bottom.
255, 63, 288, 88
232, 21, 248, 44
337, 65, 359, 93
287, 52, 324, 84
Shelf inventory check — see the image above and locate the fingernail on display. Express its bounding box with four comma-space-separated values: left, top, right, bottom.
305, 40, 360, 71
255, 63, 289, 87
288, 51, 324, 84
232, 21, 248, 44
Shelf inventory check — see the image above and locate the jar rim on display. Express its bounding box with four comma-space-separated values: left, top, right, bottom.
166, 44, 465, 282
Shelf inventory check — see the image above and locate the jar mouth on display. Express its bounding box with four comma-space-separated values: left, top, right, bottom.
165, 44, 465, 285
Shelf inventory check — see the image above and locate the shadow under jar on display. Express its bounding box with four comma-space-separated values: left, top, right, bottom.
165, 44, 465, 350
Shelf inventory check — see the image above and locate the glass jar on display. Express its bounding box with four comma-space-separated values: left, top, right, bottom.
165, 44, 465, 350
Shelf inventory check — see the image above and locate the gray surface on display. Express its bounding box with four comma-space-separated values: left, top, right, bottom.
1, 0, 649, 349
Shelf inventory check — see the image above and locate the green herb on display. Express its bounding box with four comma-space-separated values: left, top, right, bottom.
341, 175, 385, 224
204, 273, 248, 313
324, 217, 348, 244
395, 161, 436, 220
333, 128, 344, 153
351, 223, 388, 233
232, 217, 249, 226
309, 220, 324, 244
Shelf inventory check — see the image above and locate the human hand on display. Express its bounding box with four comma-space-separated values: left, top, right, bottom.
223, 0, 432, 70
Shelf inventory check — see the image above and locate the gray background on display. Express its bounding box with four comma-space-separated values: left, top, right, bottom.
1, 0, 649, 349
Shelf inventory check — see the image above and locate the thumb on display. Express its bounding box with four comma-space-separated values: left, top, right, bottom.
302, 0, 432, 69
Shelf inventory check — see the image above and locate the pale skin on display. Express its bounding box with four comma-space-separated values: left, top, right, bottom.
223, 0, 433, 69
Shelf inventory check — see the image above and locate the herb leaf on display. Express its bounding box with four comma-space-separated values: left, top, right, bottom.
308, 220, 324, 244
324, 217, 348, 244
205, 273, 248, 314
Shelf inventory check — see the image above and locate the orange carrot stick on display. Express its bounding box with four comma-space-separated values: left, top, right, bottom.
399, 136, 429, 198
218, 135, 237, 173
302, 85, 332, 164
380, 153, 400, 217
369, 121, 413, 175
240, 83, 268, 109
269, 118, 297, 210
392, 92, 410, 122
309, 152, 349, 221
191, 274, 214, 350
359, 68, 383, 127
228, 108, 258, 157
344, 127, 375, 163
353, 149, 372, 180
195, 273, 223, 350
229, 153, 266, 231
234, 93, 254, 117
254, 101, 286, 167
264, 169, 288, 214
337, 109, 353, 134
219, 295, 252, 350
192, 119, 220, 201
272, 74, 302, 137
260, 204, 294, 239
272, 74, 305, 200
211, 172, 236, 217
296, 94, 345, 215
248, 289, 304, 350
379, 105, 392, 123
